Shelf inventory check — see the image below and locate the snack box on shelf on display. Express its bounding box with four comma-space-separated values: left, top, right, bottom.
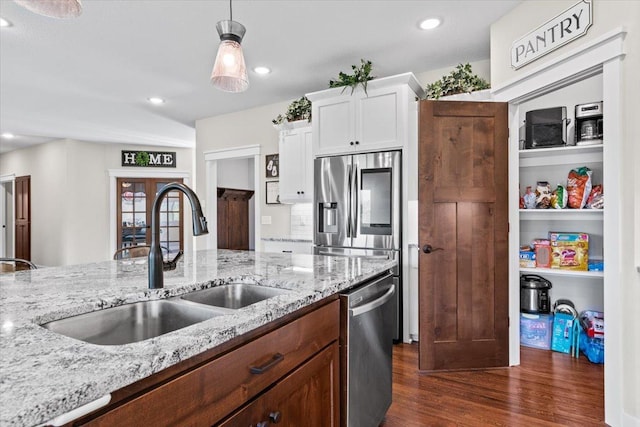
533, 238, 551, 268
588, 259, 604, 271
519, 249, 536, 268
549, 232, 589, 271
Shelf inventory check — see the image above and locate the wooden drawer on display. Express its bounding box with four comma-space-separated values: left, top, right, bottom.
82, 300, 340, 426
218, 342, 340, 427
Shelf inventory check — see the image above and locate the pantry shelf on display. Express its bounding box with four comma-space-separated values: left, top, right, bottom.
518, 144, 603, 158
519, 209, 603, 221
519, 267, 604, 279
519, 144, 603, 168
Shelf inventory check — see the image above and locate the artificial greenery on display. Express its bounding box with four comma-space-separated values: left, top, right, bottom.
328, 59, 374, 95
425, 63, 490, 99
272, 96, 312, 125
135, 151, 150, 166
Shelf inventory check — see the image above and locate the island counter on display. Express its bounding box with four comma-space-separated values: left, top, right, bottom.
0, 249, 395, 426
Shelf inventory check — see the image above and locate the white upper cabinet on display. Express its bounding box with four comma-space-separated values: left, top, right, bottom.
307, 73, 425, 157
277, 122, 313, 203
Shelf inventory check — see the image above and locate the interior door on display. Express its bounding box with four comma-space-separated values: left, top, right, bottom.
14, 175, 30, 261
418, 100, 509, 371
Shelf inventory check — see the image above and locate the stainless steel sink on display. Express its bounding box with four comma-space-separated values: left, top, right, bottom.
42, 300, 225, 345
180, 284, 291, 309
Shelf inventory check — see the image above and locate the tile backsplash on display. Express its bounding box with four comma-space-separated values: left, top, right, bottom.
290, 203, 313, 239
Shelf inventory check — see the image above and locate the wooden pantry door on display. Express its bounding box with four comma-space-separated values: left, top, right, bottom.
418, 100, 509, 371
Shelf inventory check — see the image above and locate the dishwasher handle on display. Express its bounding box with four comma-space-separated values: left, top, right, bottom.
349, 285, 395, 317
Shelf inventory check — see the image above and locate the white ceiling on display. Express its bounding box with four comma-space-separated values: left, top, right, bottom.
0, 0, 521, 154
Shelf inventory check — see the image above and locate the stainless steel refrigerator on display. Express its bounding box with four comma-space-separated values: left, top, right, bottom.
314, 150, 402, 340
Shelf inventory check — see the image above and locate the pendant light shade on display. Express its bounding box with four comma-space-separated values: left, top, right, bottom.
210, 2, 249, 93
14, 0, 82, 18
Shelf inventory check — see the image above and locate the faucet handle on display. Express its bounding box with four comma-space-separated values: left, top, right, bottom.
163, 250, 184, 271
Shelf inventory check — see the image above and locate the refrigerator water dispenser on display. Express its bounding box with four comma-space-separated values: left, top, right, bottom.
319, 202, 338, 233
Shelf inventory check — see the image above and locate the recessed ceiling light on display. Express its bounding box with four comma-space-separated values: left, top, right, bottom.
253, 66, 271, 75
0, 17, 12, 28
419, 18, 441, 30
147, 97, 165, 105
1, 133, 15, 139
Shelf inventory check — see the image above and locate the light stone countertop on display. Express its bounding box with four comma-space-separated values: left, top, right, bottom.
0, 249, 394, 426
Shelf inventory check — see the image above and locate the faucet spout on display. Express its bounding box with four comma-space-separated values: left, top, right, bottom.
148, 182, 208, 289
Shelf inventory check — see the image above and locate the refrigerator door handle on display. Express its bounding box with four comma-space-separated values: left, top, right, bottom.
351, 163, 358, 238
346, 163, 352, 238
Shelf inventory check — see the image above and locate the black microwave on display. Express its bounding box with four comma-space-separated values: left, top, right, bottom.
524, 107, 567, 149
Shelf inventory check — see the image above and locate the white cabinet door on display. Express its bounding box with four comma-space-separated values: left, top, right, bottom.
313, 97, 355, 156
311, 85, 407, 156
355, 85, 404, 152
279, 125, 313, 203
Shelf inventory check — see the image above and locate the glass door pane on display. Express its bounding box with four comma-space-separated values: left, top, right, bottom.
116, 178, 183, 260
360, 168, 392, 235
155, 181, 183, 259
119, 180, 148, 248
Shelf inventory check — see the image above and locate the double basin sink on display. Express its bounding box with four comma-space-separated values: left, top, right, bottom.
42, 284, 291, 346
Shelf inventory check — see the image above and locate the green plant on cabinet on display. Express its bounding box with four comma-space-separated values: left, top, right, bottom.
272, 96, 312, 125
425, 63, 490, 99
328, 59, 375, 95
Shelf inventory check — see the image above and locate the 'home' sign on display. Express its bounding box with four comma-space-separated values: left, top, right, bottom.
122, 150, 176, 168
511, 0, 592, 69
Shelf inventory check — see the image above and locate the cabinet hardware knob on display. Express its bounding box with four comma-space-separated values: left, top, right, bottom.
300, 191, 304, 194
355, 140, 360, 145
422, 244, 444, 254
269, 411, 282, 423
350, 141, 354, 145
256, 422, 268, 427
249, 353, 284, 374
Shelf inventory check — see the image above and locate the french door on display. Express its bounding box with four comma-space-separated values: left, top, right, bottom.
117, 178, 184, 258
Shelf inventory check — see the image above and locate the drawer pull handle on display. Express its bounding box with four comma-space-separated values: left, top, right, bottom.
250, 353, 284, 374
269, 411, 282, 423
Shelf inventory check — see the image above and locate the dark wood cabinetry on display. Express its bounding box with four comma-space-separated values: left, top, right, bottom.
219, 342, 339, 427
15, 175, 30, 260
76, 300, 340, 427
217, 187, 254, 250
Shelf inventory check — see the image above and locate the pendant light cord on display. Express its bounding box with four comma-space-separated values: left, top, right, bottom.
229, 0, 233, 21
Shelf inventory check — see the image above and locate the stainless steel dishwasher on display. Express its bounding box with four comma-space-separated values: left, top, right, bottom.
341, 272, 396, 427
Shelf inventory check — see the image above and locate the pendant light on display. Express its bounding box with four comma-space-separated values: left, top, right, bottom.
14, 0, 82, 19
210, 0, 249, 93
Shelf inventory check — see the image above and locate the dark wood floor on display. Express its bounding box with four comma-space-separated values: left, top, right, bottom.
380, 343, 604, 427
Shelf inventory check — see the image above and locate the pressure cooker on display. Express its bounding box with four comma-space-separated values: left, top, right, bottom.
520, 274, 552, 314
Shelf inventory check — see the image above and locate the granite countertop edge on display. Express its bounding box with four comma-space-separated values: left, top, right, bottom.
0, 249, 394, 426
261, 237, 313, 243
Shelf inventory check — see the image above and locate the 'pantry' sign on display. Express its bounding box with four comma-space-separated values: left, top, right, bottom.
511, 0, 592, 69
122, 150, 176, 167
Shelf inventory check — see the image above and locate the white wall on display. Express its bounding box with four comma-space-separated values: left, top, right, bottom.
196, 102, 292, 241
491, 1, 640, 424
217, 157, 253, 190
0, 139, 194, 266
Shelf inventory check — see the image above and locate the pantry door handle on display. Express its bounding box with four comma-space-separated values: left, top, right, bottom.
250, 353, 284, 374
422, 244, 444, 254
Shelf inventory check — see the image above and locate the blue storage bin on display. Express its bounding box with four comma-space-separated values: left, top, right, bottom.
520, 313, 553, 350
